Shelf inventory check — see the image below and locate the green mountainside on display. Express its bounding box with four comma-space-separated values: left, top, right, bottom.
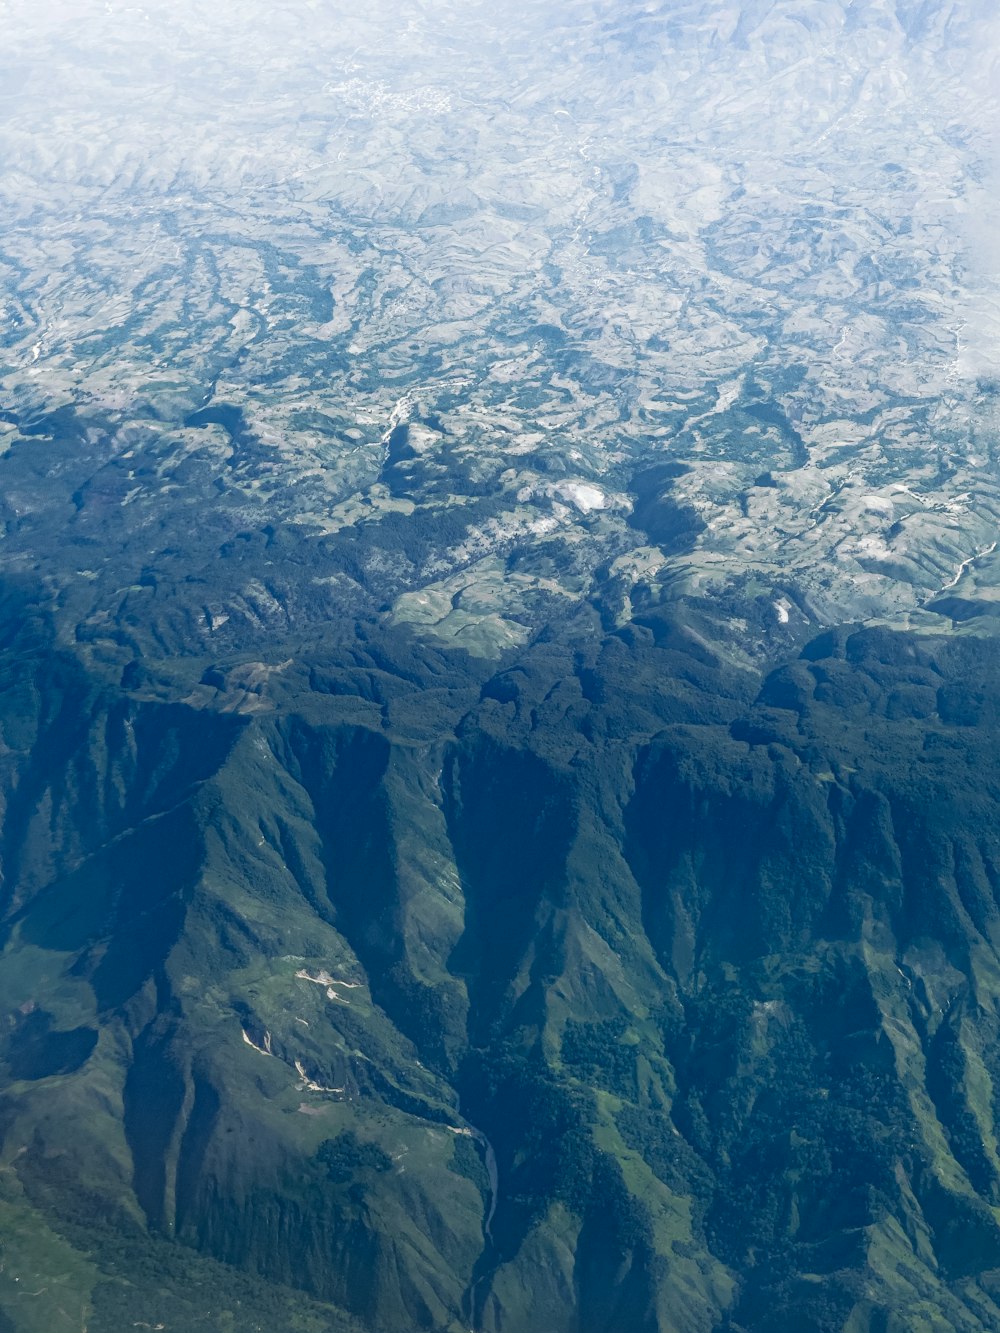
3, 7, 1000, 1326
3, 600, 1000, 1331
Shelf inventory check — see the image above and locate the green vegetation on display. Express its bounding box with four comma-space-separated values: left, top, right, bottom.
1, 618, 1000, 1328
3, 2, 1000, 1325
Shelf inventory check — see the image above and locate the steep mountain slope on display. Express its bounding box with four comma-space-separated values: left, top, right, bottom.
3, 1, 1000, 1329
4, 614, 1000, 1330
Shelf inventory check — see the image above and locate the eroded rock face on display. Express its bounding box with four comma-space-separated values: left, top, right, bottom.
4, 623, 1000, 1330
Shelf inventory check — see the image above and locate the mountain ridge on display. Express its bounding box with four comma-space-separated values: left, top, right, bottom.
2, 617, 1000, 1329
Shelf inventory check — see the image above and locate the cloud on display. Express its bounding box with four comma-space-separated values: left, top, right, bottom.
953, 14, 1000, 379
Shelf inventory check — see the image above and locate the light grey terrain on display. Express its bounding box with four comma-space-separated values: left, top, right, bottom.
1, 0, 999, 660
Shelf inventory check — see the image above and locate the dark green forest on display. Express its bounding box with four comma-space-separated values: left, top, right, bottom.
2, 590, 1000, 1330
